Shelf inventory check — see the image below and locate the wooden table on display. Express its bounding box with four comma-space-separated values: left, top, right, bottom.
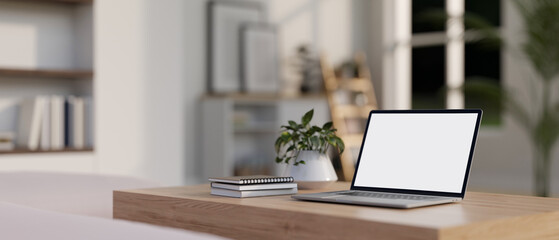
114, 182, 559, 240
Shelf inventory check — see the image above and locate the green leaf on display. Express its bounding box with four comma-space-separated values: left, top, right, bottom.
334, 136, 345, 154
274, 137, 283, 153
284, 156, 293, 164
298, 160, 306, 165
310, 136, 319, 149
302, 109, 314, 126
280, 131, 290, 141
281, 125, 295, 131
288, 120, 299, 130
275, 157, 283, 163
307, 128, 316, 136
291, 133, 300, 142
326, 137, 336, 147
322, 121, 333, 130
286, 145, 296, 153
311, 126, 322, 132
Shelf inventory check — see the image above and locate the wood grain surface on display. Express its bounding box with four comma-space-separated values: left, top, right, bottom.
114, 182, 559, 240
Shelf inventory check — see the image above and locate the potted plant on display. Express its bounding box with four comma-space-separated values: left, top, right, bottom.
275, 109, 344, 189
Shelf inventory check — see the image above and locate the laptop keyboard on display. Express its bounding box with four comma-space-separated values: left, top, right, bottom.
340, 191, 436, 201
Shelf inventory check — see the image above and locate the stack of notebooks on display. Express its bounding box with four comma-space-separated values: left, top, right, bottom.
209, 175, 298, 198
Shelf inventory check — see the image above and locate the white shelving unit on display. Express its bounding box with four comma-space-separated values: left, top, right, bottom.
201, 94, 329, 179
0, 0, 95, 172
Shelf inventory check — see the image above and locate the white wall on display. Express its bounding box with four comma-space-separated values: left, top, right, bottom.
268, 0, 350, 64
365, 0, 387, 108
268, 0, 351, 94
142, 0, 200, 185
95, 0, 147, 179
183, 0, 208, 184
96, 0, 203, 185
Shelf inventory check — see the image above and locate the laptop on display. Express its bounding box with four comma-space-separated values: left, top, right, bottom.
292, 109, 482, 209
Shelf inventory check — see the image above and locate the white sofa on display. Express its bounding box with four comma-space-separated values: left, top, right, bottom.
0, 171, 228, 240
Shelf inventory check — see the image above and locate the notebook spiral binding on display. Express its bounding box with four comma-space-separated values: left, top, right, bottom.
240, 176, 294, 185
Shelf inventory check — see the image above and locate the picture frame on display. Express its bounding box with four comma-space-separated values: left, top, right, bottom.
206, 0, 264, 94
240, 23, 279, 93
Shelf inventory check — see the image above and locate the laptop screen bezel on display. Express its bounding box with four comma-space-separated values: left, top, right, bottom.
349, 109, 483, 198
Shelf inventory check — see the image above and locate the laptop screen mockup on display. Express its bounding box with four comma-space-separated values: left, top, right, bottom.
352, 110, 481, 196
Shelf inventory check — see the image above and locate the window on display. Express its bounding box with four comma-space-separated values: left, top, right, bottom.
409, 0, 501, 125
464, 0, 501, 125
412, 0, 445, 33
412, 46, 445, 109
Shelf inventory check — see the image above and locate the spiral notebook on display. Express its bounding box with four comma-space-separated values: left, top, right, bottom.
208, 175, 294, 185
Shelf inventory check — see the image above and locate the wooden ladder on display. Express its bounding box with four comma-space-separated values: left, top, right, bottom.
321, 53, 378, 181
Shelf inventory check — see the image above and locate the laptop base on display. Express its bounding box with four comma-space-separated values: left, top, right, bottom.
292, 190, 461, 209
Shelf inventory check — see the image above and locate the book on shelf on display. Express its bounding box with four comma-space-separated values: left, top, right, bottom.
15, 95, 94, 152
208, 175, 294, 185
63, 95, 88, 149
84, 97, 94, 148
64, 96, 72, 147
71, 96, 85, 149
50, 95, 65, 150
210, 187, 297, 198
211, 182, 297, 191
40, 97, 51, 150
17, 96, 46, 150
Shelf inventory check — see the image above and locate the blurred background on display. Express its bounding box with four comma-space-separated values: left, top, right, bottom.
0, 0, 557, 196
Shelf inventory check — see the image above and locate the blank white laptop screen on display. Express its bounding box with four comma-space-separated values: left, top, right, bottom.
353, 113, 478, 193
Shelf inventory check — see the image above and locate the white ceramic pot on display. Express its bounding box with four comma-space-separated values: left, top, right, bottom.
287, 150, 338, 189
